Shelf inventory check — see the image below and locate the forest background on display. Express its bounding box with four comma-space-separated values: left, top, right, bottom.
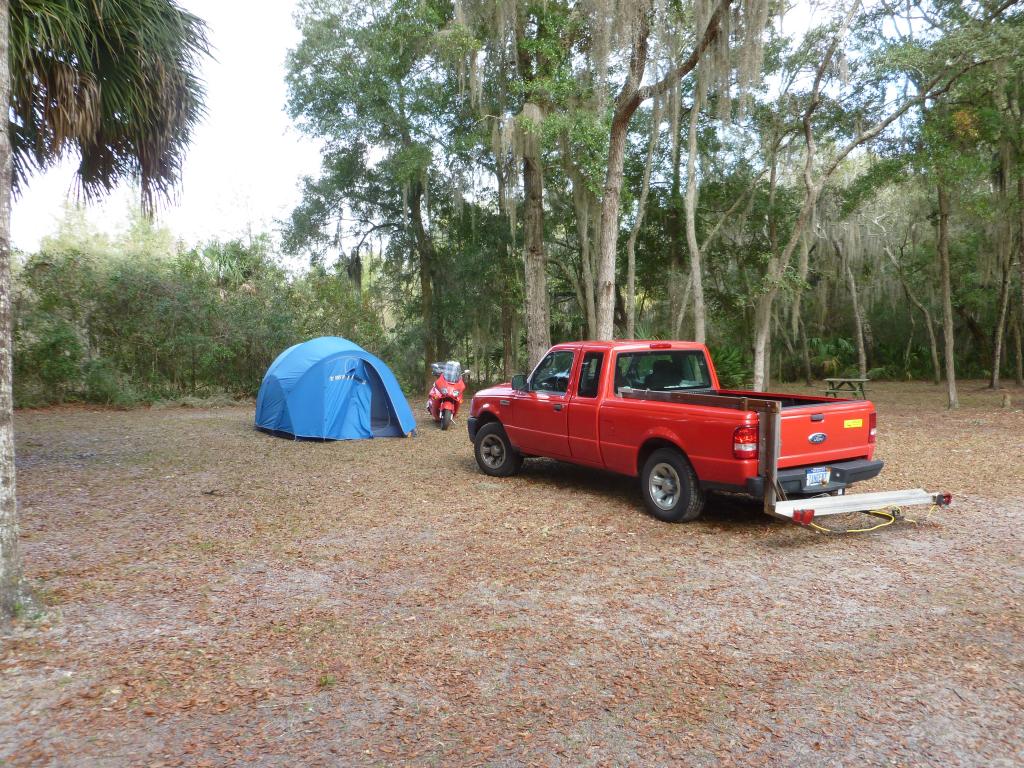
13, 0, 1024, 410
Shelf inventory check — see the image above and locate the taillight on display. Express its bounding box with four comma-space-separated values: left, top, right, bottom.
868, 412, 877, 443
792, 509, 815, 525
733, 425, 758, 460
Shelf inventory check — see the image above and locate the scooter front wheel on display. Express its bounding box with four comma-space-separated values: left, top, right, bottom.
440, 409, 452, 430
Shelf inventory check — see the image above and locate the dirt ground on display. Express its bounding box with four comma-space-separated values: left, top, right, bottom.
2, 381, 1022, 767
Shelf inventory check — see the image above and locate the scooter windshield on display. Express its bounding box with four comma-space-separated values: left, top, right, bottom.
443, 361, 462, 384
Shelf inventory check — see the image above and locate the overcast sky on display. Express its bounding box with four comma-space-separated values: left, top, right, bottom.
11, 0, 322, 252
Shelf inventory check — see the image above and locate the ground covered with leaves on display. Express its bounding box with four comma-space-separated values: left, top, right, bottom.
3, 381, 1022, 766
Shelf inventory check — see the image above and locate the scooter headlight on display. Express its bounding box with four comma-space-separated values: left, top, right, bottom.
441, 387, 449, 395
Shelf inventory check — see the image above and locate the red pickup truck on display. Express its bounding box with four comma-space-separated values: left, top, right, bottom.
467, 341, 882, 522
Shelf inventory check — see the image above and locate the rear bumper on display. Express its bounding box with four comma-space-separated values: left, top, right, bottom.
467, 416, 479, 442
701, 458, 884, 498
746, 458, 883, 497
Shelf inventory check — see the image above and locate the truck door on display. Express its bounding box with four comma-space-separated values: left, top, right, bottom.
509, 348, 575, 458
567, 351, 605, 466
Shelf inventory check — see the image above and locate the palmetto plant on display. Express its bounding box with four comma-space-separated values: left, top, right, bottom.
808, 337, 856, 377
8, 0, 208, 210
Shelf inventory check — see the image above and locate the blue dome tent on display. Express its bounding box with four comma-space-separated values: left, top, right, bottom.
255, 337, 416, 440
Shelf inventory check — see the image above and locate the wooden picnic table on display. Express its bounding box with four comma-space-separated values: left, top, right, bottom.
824, 377, 869, 399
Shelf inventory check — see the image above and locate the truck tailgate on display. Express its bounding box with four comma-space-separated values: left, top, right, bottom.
777, 400, 874, 468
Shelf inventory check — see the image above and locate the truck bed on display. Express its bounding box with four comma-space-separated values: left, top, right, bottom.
716, 389, 848, 408
617, 386, 875, 470
619, 386, 854, 409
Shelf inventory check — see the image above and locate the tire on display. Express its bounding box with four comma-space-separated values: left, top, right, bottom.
473, 422, 522, 477
640, 448, 704, 523
440, 409, 452, 431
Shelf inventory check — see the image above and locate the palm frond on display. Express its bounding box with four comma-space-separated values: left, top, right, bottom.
9, 0, 210, 212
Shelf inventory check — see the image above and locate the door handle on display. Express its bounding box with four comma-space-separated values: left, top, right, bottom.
553, 403, 563, 412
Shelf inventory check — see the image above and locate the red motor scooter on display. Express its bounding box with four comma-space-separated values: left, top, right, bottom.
427, 361, 466, 431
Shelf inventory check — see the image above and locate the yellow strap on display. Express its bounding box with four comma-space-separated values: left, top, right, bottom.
807, 503, 943, 534
808, 507, 898, 534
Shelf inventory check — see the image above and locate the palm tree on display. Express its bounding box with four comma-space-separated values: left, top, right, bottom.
0, 0, 208, 618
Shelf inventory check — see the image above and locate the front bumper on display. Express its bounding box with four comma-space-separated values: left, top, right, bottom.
467, 416, 479, 442
743, 458, 884, 497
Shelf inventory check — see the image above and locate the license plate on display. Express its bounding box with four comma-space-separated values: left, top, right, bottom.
805, 467, 831, 487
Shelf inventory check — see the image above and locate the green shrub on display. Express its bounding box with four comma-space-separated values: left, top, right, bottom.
12, 380, 48, 409
83, 358, 140, 407
866, 365, 893, 381
26, 319, 83, 402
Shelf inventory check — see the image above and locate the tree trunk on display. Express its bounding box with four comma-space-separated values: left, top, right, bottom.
409, 178, 438, 388
522, 145, 550, 367
923, 313, 941, 386
790, 234, 810, 370
510, 309, 520, 373
594, 0, 731, 341
937, 184, 958, 408
990, 145, 1013, 389
667, 82, 684, 331
990, 255, 1012, 389
561, 142, 598, 338
903, 314, 916, 377
625, 95, 661, 339
799, 315, 813, 386
838, 242, 867, 379
684, 87, 706, 343
0, 0, 22, 620
596, 99, 641, 340
753, 142, 787, 391
515, 1, 551, 365
751, 290, 773, 391
1018, 175, 1024, 386
1012, 311, 1023, 387
673, 274, 693, 339
501, 295, 513, 380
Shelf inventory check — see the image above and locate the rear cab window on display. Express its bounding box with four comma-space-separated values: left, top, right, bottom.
577, 352, 604, 398
614, 350, 712, 395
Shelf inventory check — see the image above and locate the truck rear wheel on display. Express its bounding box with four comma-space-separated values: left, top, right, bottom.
474, 422, 522, 477
640, 448, 704, 523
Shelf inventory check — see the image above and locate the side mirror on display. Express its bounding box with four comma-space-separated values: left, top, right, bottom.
511, 374, 528, 392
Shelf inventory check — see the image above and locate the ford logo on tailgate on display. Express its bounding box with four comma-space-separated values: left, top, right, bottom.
808, 432, 827, 444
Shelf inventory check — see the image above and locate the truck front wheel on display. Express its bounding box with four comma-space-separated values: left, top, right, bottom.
474, 422, 522, 477
640, 448, 704, 522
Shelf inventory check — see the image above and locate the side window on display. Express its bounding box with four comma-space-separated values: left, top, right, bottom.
530, 350, 575, 393
577, 352, 604, 398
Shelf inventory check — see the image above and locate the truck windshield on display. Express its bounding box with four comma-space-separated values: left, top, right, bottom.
614, 350, 712, 394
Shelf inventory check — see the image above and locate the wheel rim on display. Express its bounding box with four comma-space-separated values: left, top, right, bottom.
479, 434, 506, 468
649, 462, 681, 510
